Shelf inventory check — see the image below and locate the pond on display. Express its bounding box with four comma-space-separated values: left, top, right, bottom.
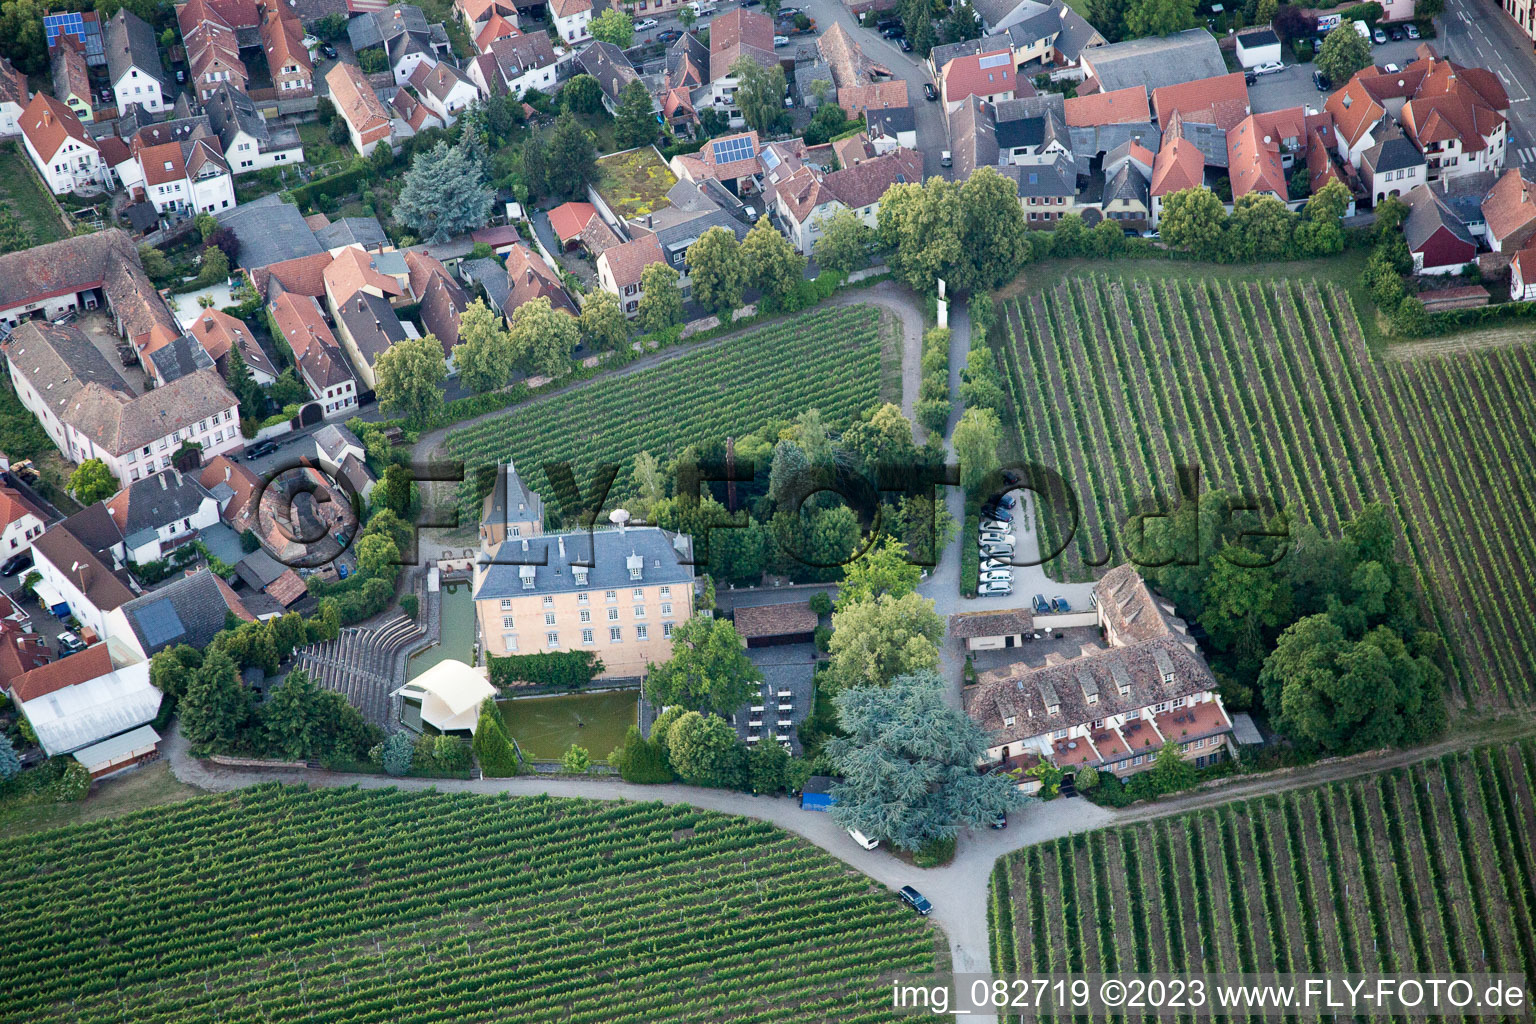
407, 582, 476, 681
498, 690, 639, 762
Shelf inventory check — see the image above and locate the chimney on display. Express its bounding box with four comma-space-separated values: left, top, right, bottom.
557, 535, 566, 559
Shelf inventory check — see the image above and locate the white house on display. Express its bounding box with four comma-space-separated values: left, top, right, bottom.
550, 0, 596, 43
467, 31, 559, 97
206, 84, 306, 175
104, 471, 222, 564
106, 10, 171, 115
1233, 28, 1280, 68
30, 520, 134, 645
19, 94, 104, 195
0, 57, 29, 138
1511, 247, 1536, 301
407, 60, 479, 126
135, 137, 236, 215
0, 487, 47, 561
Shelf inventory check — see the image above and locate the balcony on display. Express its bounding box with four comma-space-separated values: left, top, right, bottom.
1119, 716, 1163, 754
1089, 727, 1129, 762
1153, 701, 1232, 745
1050, 734, 1099, 768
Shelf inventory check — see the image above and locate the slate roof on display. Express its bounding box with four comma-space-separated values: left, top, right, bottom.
61, 503, 127, 558
480, 460, 543, 529
475, 526, 693, 600
1403, 182, 1475, 253
118, 568, 248, 656
460, 257, 513, 311
217, 194, 323, 269
336, 289, 408, 368
1361, 126, 1424, 175
1002, 154, 1076, 197
1082, 28, 1226, 95
105, 10, 170, 92
485, 31, 558, 80
948, 609, 1033, 640
145, 332, 217, 384
866, 105, 916, 140
32, 522, 136, 613
105, 470, 215, 541
349, 3, 433, 50
1103, 159, 1149, 206
418, 263, 471, 355
578, 40, 641, 105
1236, 26, 1278, 47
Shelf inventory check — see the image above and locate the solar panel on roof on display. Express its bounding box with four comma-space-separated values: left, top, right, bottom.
711, 135, 756, 165
133, 598, 187, 649
978, 52, 1011, 69
762, 147, 781, 170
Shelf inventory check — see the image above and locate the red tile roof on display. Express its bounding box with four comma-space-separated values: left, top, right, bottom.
709, 8, 776, 81
257, 251, 333, 297
549, 201, 599, 242
1150, 134, 1204, 197
600, 234, 665, 289
941, 49, 1017, 105
1152, 72, 1249, 131
1065, 85, 1149, 127
326, 61, 391, 136
9, 642, 113, 703
20, 93, 96, 163
324, 246, 402, 303
0, 485, 45, 531
139, 140, 188, 186
1226, 113, 1288, 199
1481, 167, 1536, 244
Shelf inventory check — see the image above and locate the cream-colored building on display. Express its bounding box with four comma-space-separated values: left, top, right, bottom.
472, 464, 695, 679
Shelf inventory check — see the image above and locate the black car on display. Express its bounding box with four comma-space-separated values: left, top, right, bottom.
1313, 69, 1331, 91
320, 42, 338, 58
923, 81, 937, 101
881, 24, 904, 37
899, 36, 912, 50
1244, 70, 1257, 86
657, 28, 683, 42
1389, 25, 1403, 39
990, 812, 1008, 829
0, 552, 31, 577
899, 886, 933, 915
244, 440, 278, 460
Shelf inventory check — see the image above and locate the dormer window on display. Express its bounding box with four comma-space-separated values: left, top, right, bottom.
1003, 715, 1015, 728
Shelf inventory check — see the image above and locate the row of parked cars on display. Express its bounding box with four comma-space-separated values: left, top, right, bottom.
978, 492, 1016, 595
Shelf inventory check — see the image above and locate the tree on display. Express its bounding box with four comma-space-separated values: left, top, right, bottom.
0, 734, 19, 780
1260, 615, 1444, 753
840, 402, 918, 474
959, 167, 1031, 290
69, 459, 118, 504
812, 208, 874, 274
942, 1, 979, 42
374, 334, 447, 423
768, 503, 861, 583
1158, 187, 1228, 259
262, 670, 347, 760
1088, 0, 1131, 41
953, 407, 1001, 491
748, 737, 791, 793
561, 744, 592, 773
898, 0, 936, 56
562, 73, 605, 115
378, 463, 416, 517
149, 645, 202, 702
1148, 740, 1196, 790
827, 591, 945, 689
828, 671, 1026, 849
1227, 193, 1296, 261
453, 298, 516, 394
225, 345, 262, 421
546, 112, 600, 200
686, 225, 747, 315
197, 245, 230, 286
741, 216, 806, 305
1075, 764, 1100, 792
578, 289, 628, 351
665, 711, 746, 787
589, 6, 635, 46
1273, 3, 1316, 40
1125, 0, 1196, 35
1256, 0, 1278, 23
959, 347, 1006, 413
394, 140, 494, 243
314, 12, 348, 38
645, 617, 762, 716
679, 6, 698, 28
1316, 26, 1372, 87
610, 724, 674, 782
56, 759, 91, 801
614, 79, 659, 149
474, 698, 520, 776
730, 57, 789, 136
836, 537, 921, 609
877, 179, 964, 293
509, 296, 580, 377
180, 649, 250, 746
637, 262, 685, 332
381, 730, 414, 775
196, 211, 218, 242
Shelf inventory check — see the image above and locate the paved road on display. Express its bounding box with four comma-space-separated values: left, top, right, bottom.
1441, 0, 1536, 167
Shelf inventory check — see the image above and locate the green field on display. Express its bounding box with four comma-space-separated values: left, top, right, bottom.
1, 785, 947, 1024
0, 143, 67, 252
989, 744, 1536, 994
446, 302, 886, 523
992, 269, 1536, 707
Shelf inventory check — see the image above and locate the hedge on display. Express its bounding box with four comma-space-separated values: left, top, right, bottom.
288, 164, 371, 212
487, 650, 605, 690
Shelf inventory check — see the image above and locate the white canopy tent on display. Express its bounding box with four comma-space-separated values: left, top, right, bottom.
391, 660, 497, 735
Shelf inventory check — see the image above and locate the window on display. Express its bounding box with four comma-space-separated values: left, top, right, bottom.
500, 599, 511, 610
659, 586, 671, 596
582, 629, 594, 644
547, 631, 560, 648
1172, 696, 1186, 709
1053, 729, 1068, 740
634, 605, 646, 618
663, 622, 674, 638
632, 587, 644, 599
544, 612, 556, 626
1092, 719, 1104, 730
579, 609, 591, 623
502, 616, 514, 628
609, 626, 622, 642
1003, 715, 1016, 728
543, 596, 554, 607
1132, 754, 1145, 766
577, 593, 589, 604
605, 590, 617, 602
1154, 701, 1170, 714
607, 608, 619, 621
636, 624, 648, 640
661, 602, 672, 616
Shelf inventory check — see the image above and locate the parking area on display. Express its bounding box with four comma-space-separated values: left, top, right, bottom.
1245, 34, 1434, 114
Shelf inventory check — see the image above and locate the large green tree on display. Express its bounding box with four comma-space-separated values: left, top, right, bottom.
685, 226, 746, 315
665, 711, 747, 787
729, 57, 790, 136
614, 79, 659, 149
1158, 187, 1228, 260
877, 179, 964, 293
637, 262, 685, 332
812, 208, 875, 274
179, 649, 250, 747
828, 670, 1027, 848
68, 459, 118, 504
588, 6, 635, 46
374, 334, 447, 423
394, 140, 495, 243
545, 112, 600, 201
452, 298, 516, 394
578, 289, 629, 350
561, 74, 606, 115
953, 407, 1001, 491
509, 296, 579, 377
149, 644, 202, 702
644, 617, 763, 716
827, 591, 945, 689
1124, 0, 1196, 36
741, 216, 806, 305
959, 167, 1032, 290
1316, 26, 1372, 87
261, 669, 378, 760
836, 536, 921, 609
1227, 193, 1296, 261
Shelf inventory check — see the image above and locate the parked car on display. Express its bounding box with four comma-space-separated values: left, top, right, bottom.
1051, 595, 1069, 613
979, 570, 1013, 583
320, 41, 338, 58
980, 548, 1014, 562
991, 493, 1017, 509
337, 562, 350, 580
1383, 62, 1401, 73
1, 552, 32, 577
1405, 22, 1421, 37
899, 36, 913, 50
1389, 25, 1403, 39
979, 528, 1013, 540
1252, 61, 1284, 76
940, 150, 952, 167
657, 28, 683, 42
57, 631, 85, 654
1372, 26, 1387, 42
244, 440, 278, 459
981, 506, 1012, 522
773, 34, 790, 45
778, 5, 800, 14
923, 82, 938, 101
1313, 69, 1332, 91
981, 519, 1012, 533
848, 828, 879, 850
981, 559, 1011, 571
1244, 70, 1257, 85
881, 24, 904, 37
899, 885, 933, 915
978, 581, 1013, 596
635, 17, 658, 28
990, 812, 1008, 830
1032, 594, 1050, 614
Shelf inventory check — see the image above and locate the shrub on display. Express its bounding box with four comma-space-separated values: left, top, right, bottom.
809, 592, 832, 615
1074, 764, 1100, 792
400, 594, 419, 619
381, 731, 414, 776
912, 835, 956, 867
487, 650, 604, 690
916, 397, 951, 434
473, 698, 520, 776
433, 735, 471, 772
610, 725, 674, 783
813, 624, 832, 652
561, 744, 592, 774
55, 760, 91, 801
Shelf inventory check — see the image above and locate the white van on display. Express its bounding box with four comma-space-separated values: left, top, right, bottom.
689, 0, 718, 14
1352, 19, 1370, 40
848, 828, 880, 850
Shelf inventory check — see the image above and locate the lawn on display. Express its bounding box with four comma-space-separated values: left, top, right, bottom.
0, 785, 949, 1024
295, 120, 352, 171
990, 743, 1536, 995
445, 303, 888, 523
990, 264, 1536, 707
595, 145, 678, 220
0, 761, 198, 838
0, 143, 67, 250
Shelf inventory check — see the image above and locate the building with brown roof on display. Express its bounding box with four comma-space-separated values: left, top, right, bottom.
258, 0, 314, 96
0, 485, 49, 562
596, 234, 667, 315
8, 640, 163, 759
49, 36, 91, 120
704, 9, 777, 125
30, 518, 137, 642
772, 145, 923, 253
965, 565, 1233, 781
268, 291, 359, 415
837, 81, 908, 120
0, 620, 51, 692
133, 136, 236, 215
1479, 166, 1536, 253
19, 93, 104, 195
948, 609, 1033, 650
467, 29, 558, 96
189, 308, 278, 383
550, 0, 595, 42
1149, 117, 1205, 226
504, 243, 576, 319
733, 601, 819, 646
940, 50, 1021, 113
406, 250, 471, 359
326, 61, 394, 157
406, 58, 478, 125
1151, 72, 1249, 134
1064, 85, 1149, 127
198, 454, 263, 531
324, 245, 405, 313
178, 0, 250, 101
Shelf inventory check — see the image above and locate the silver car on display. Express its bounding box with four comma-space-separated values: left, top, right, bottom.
978, 581, 1013, 595
979, 570, 1013, 583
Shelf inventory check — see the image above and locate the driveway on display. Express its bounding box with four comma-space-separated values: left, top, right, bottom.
1246, 36, 1426, 115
